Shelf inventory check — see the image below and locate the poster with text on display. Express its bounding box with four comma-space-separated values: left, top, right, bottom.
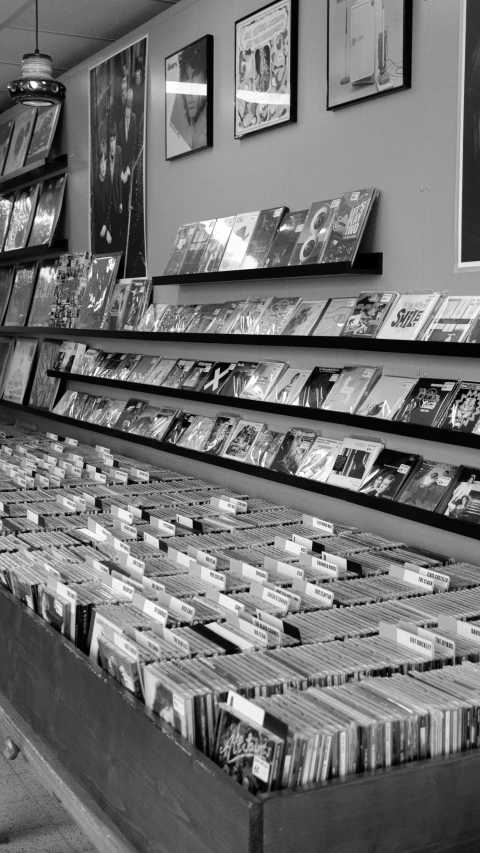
165, 35, 213, 160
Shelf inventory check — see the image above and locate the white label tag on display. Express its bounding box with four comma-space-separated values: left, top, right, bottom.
388, 564, 434, 591
303, 514, 334, 534
379, 621, 434, 659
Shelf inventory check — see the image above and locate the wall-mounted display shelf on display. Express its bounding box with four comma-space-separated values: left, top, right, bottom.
2, 398, 480, 543
48, 369, 480, 451
152, 252, 383, 286
0, 154, 68, 193
0, 241, 68, 266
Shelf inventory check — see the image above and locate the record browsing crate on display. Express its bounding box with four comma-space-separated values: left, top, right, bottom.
2, 585, 480, 853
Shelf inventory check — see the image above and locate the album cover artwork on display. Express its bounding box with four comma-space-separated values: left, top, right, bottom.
219, 212, 260, 272
241, 207, 287, 269
222, 419, 265, 462
431, 381, 480, 434
358, 450, 421, 500
198, 216, 237, 273
112, 353, 143, 381
322, 365, 382, 414
263, 210, 309, 268
130, 405, 162, 436
27, 260, 59, 327
208, 302, 246, 334
296, 437, 342, 482
180, 219, 216, 274
266, 368, 312, 406
202, 362, 237, 394
25, 103, 61, 166
52, 341, 80, 373
163, 412, 196, 444
145, 407, 179, 441
181, 361, 215, 391
0, 193, 14, 251
0, 267, 15, 325
396, 461, 458, 512
28, 340, 61, 410
28, 175, 66, 247
327, 437, 384, 492
254, 297, 302, 336
341, 291, 399, 338
84, 396, 111, 424
289, 199, 341, 266
311, 297, 357, 337
240, 362, 287, 402
356, 376, 419, 421
0, 118, 14, 176
163, 223, 197, 275
213, 703, 284, 795
423, 296, 480, 343
229, 297, 272, 335
186, 305, 226, 334
49, 252, 91, 329
297, 366, 340, 409
204, 413, 239, 455
155, 305, 183, 333
270, 428, 318, 476
281, 300, 328, 337
4, 184, 40, 251
76, 252, 122, 330
321, 188, 378, 265
376, 292, 443, 341
81, 394, 101, 422
220, 362, 258, 398
81, 348, 103, 376
177, 415, 215, 451
52, 390, 79, 417
2, 338, 37, 404
99, 399, 127, 429
96, 352, 126, 379
105, 278, 151, 331
436, 467, 480, 523
147, 358, 178, 387
162, 359, 196, 389
175, 304, 201, 333
245, 428, 285, 468
395, 378, 458, 428
113, 399, 147, 432
4, 263, 38, 326
135, 304, 168, 332
3, 108, 36, 175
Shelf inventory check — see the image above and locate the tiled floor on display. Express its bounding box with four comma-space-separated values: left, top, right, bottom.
0, 722, 95, 852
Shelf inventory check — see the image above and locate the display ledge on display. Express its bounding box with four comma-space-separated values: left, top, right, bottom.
4, 324, 480, 357
2, 399, 479, 543
0, 240, 68, 266
4, 586, 480, 853
0, 154, 68, 193
152, 253, 383, 285
48, 369, 480, 451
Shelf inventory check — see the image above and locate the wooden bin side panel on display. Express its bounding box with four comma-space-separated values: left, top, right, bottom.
0, 588, 261, 853
262, 750, 480, 853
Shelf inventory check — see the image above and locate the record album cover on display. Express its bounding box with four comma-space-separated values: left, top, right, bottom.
222, 419, 265, 462
163, 223, 197, 275
281, 300, 328, 337
147, 358, 178, 387
437, 467, 480, 523
321, 188, 378, 265
27, 260, 59, 327
341, 291, 398, 338
396, 461, 458, 512
177, 415, 215, 451
3, 108, 36, 175
289, 199, 341, 266
0, 267, 14, 326
163, 412, 196, 445
181, 361, 215, 391
113, 399, 147, 432
241, 207, 287, 269
423, 296, 480, 343
297, 366, 340, 409
180, 219, 216, 274
198, 216, 236, 274
0, 337, 15, 397
204, 413, 239, 455
202, 362, 237, 394
270, 428, 318, 476
245, 428, 285, 468
28, 176, 66, 247
322, 365, 382, 414
240, 361, 287, 402
0, 118, 14, 176
263, 210, 309, 268
105, 278, 151, 331
435, 381, 480, 433
213, 703, 284, 795
155, 305, 183, 333
358, 450, 421, 500
76, 252, 122, 330
311, 297, 357, 337
135, 304, 168, 332
220, 362, 258, 398
395, 378, 458, 428
49, 252, 91, 329
208, 301, 246, 334
296, 437, 342, 482
130, 405, 162, 436
2, 338, 37, 404
267, 368, 312, 406
356, 376, 419, 420
4, 263, 38, 326
376, 292, 443, 341
126, 355, 160, 384
327, 437, 384, 492
229, 296, 272, 335
186, 304, 226, 334
219, 212, 260, 272
4, 184, 40, 251
25, 103, 61, 166
145, 407, 179, 441
0, 193, 14, 251
161, 359, 196, 389
254, 297, 302, 336
28, 340, 61, 410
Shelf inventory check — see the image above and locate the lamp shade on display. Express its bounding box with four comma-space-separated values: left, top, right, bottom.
8, 51, 66, 107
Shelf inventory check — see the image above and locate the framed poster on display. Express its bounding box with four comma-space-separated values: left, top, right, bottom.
165, 35, 213, 160
90, 37, 147, 278
235, 0, 298, 139
458, 0, 480, 268
327, 0, 412, 110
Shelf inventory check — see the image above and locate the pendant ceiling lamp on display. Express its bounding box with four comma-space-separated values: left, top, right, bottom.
8, 0, 66, 106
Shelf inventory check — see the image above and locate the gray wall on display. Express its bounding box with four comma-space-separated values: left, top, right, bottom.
4, 0, 480, 563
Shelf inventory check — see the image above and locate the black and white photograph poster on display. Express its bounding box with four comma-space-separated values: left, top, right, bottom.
458, 0, 480, 269
235, 0, 297, 138
327, 0, 412, 110
165, 35, 213, 160
90, 37, 147, 277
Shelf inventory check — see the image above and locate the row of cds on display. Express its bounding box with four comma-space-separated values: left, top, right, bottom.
163, 189, 378, 274
1, 422, 480, 794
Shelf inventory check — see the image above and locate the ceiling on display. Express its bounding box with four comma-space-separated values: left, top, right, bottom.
0, 0, 180, 113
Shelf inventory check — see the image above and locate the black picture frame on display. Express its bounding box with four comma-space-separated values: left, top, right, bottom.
327, 0, 412, 111
234, 0, 298, 139
165, 34, 214, 161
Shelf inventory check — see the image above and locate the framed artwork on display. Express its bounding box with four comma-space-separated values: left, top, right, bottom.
90, 36, 147, 277
165, 35, 213, 160
25, 104, 62, 166
3, 108, 37, 175
458, 0, 480, 268
327, 0, 412, 110
0, 118, 14, 176
235, 0, 298, 139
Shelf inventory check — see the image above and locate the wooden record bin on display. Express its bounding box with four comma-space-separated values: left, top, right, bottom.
2, 582, 480, 853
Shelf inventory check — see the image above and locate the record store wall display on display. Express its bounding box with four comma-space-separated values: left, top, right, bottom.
89, 37, 147, 278
235, 0, 298, 138
165, 35, 213, 160
458, 0, 480, 268
327, 0, 412, 110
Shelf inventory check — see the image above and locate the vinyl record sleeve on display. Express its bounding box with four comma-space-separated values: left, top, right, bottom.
321, 188, 378, 265
53, 341, 81, 373
0, 267, 15, 326
161, 359, 196, 389
27, 260, 59, 327
311, 297, 357, 337
245, 428, 284, 468
322, 365, 382, 414
106, 279, 152, 331
4, 184, 40, 251
396, 461, 458, 512
125, 355, 160, 384
219, 211, 260, 272
270, 428, 318, 476
266, 368, 312, 406
181, 361, 215, 391
198, 216, 237, 274
147, 358, 178, 387
144, 407, 179, 441
2, 338, 37, 404
281, 300, 328, 337
327, 437, 384, 492
177, 415, 215, 451
179, 219, 216, 275
263, 210, 309, 268
28, 340, 61, 410
155, 305, 183, 333
163, 223, 197, 275
241, 207, 287, 270
296, 436, 342, 482
81, 349, 103, 376
49, 252, 91, 329
203, 413, 239, 455
163, 411, 196, 444
84, 396, 112, 424
111, 353, 143, 381
222, 419, 265, 462
394, 378, 458, 428
113, 399, 147, 432
175, 304, 202, 333
0, 193, 14, 251
76, 252, 122, 330
52, 390, 79, 417
25, 103, 61, 165
341, 291, 399, 338
422, 296, 480, 343
4, 263, 38, 326
240, 361, 287, 402
0, 337, 15, 397
0, 118, 14, 175
208, 301, 246, 334
356, 376, 419, 421
229, 296, 272, 335
28, 175, 66, 247
376, 292, 443, 341
186, 304, 226, 334
358, 450, 421, 500
297, 367, 340, 409
130, 405, 162, 436
213, 703, 284, 795
220, 362, 258, 398
3, 108, 36, 175
289, 199, 341, 266
437, 467, 480, 523
135, 304, 168, 332
202, 362, 237, 394
81, 394, 101, 422
98, 399, 127, 429
254, 297, 302, 336
434, 381, 480, 433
